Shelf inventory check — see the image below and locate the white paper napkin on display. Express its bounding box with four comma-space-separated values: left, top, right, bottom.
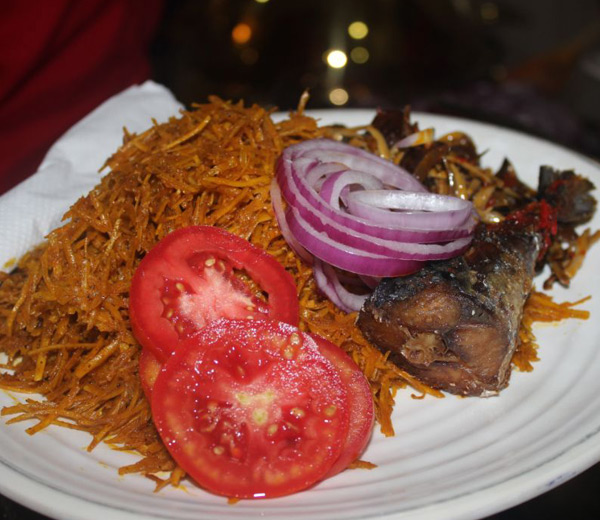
0, 81, 183, 268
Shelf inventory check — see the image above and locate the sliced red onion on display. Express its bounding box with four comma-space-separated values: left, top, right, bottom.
278, 157, 474, 242
287, 139, 427, 192
270, 179, 313, 263
345, 190, 476, 229
334, 269, 374, 289
313, 259, 369, 313
305, 161, 348, 190
288, 189, 473, 260
312, 259, 353, 312
271, 138, 478, 312
347, 189, 471, 212
285, 206, 423, 277
298, 151, 424, 191
319, 170, 383, 210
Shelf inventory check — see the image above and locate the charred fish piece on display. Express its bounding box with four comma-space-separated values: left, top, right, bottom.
537, 166, 596, 225
357, 214, 547, 397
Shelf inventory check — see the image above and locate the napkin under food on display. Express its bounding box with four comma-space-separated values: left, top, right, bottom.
0, 81, 183, 268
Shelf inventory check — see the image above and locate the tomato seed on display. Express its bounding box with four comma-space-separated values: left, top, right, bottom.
204, 257, 216, 267
236, 392, 250, 405
285, 421, 299, 432
324, 405, 337, 417
267, 424, 278, 436
175, 282, 186, 292
252, 408, 268, 425
213, 446, 225, 455
290, 407, 305, 418
289, 333, 301, 346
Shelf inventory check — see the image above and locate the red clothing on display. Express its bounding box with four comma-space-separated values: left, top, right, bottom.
0, 0, 163, 194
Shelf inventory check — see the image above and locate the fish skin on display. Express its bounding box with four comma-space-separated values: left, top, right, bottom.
357, 223, 542, 396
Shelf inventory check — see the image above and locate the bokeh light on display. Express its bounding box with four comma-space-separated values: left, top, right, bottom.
232, 23, 252, 45
329, 87, 349, 105
348, 21, 368, 40
326, 49, 348, 69
350, 46, 369, 64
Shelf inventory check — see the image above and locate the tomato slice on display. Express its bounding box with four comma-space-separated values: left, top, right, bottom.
139, 332, 374, 477
139, 348, 162, 399
129, 226, 299, 361
310, 335, 375, 477
151, 319, 350, 499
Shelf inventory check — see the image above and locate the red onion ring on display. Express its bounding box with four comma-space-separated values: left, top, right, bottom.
287, 192, 473, 260
345, 190, 476, 229
270, 179, 312, 263
305, 162, 347, 190
312, 260, 369, 314
272, 138, 478, 311
285, 206, 423, 277
277, 155, 474, 242
319, 170, 383, 210
312, 259, 352, 312
289, 139, 426, 192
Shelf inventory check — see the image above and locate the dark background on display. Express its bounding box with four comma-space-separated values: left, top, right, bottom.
152, 0, 600, 159
2, 0, 600, 518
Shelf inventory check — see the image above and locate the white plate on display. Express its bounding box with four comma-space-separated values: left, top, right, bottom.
1, 107, 600, 520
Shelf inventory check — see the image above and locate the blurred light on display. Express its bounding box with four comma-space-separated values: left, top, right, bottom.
326, 50, 348, 69
348, 21, 368, 40
240, 48, 259, 65
255, 0, 269, 3
329, 88, 349, 106
480, 2, 499, 22
350, 46, 369, 64
232, 23, 252, 45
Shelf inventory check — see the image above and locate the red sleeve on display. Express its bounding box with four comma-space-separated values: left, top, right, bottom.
0, 0, 164, 194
